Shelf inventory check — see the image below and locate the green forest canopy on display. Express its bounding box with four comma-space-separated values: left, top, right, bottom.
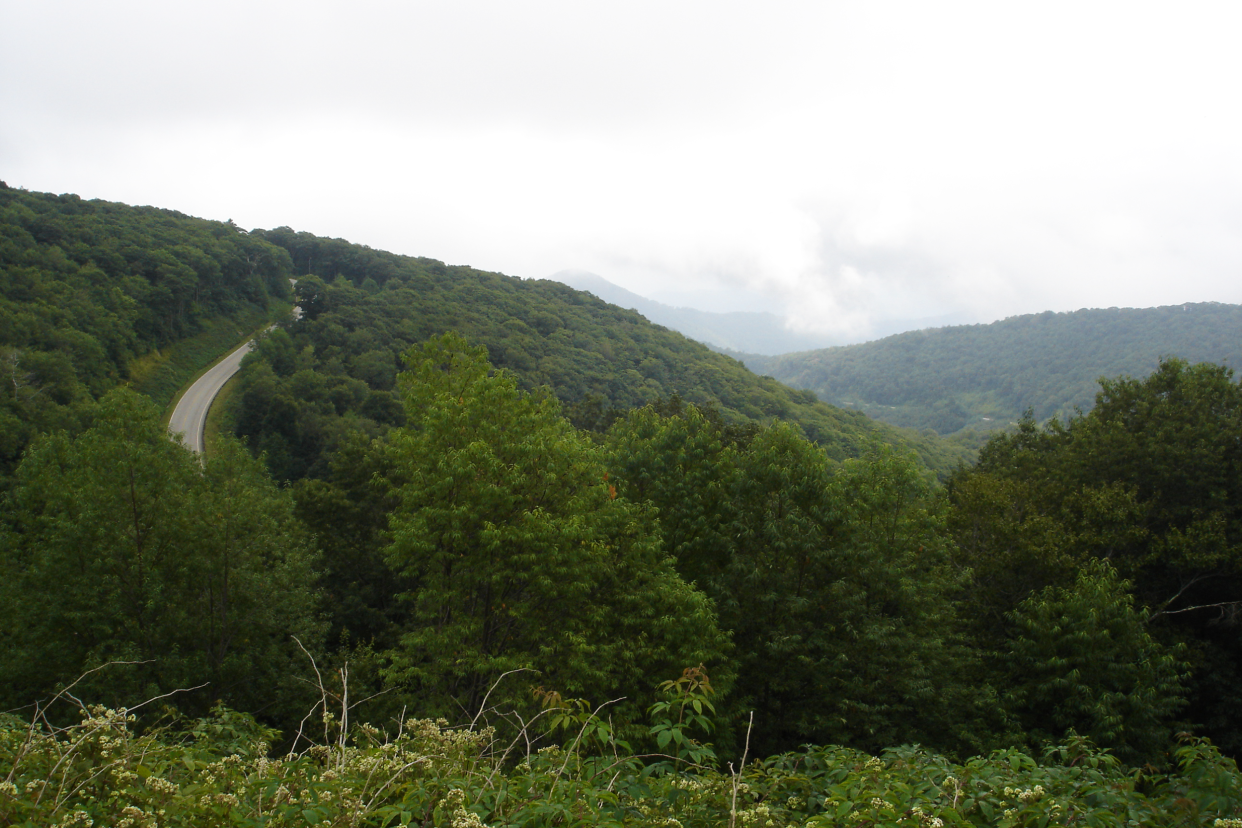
739, 303, 1242, 436
0, 185, 292, 479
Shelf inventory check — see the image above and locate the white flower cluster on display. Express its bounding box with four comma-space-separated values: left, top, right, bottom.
736, 801, 777, 827
53, 809, 94, 828
110, 766, 140, 786
908, 804, 944, 827
116, 804, 157, 828
1003, 784, 1045, 803
446, 787, 490, 828
669, 776, 709, 792
252, 754, 281, 777
405, 718, 495, 750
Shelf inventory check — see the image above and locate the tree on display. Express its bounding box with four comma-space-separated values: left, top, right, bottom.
190, 437, 325, 713
380, 333, 729, 730
0, 388, 322, 719
606, 405, 997, 756
1004, 560, 1189, 763
1070, 359, 1242, 599
291, 430, 412, 651
948, 359, 1242, 753
814, 446, 1001, 755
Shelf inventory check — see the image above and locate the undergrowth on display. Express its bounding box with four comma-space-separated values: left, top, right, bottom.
1, 666, 1239, 827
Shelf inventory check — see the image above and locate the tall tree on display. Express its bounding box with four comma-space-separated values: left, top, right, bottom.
606, 406, 997, 756
0, 388, 321, 719
380, 333, 729, 730
948, 359, 1242, 754
1004, 560, 1189, 763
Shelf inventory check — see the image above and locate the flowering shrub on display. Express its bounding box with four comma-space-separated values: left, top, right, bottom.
1, 700, 1238, 827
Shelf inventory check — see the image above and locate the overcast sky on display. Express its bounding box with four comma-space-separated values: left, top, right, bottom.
4, 1, 1241, 342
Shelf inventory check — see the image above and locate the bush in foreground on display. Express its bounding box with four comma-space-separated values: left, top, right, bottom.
1, 685, 1239, 828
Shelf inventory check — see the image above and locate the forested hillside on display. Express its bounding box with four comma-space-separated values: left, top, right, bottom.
0, 185, 963, 482
3, 187, 1241, 825
0, 184, 292, 479
232, 226, 968, 480
739, 304, 1242, 435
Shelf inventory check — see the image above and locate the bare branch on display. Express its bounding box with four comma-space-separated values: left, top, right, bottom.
1152, 600, 1242, 621
290, 636, 329, 754
470, 668, 536, 732
126, 682, 210, 714
1151, 572, 1214, 619
729, 711, 755, 828
47, 660, 154, 715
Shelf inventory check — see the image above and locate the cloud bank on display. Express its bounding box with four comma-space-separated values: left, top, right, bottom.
4, 0, 1241, 341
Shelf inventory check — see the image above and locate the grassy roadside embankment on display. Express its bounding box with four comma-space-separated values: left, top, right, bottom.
124, 300, 289, 423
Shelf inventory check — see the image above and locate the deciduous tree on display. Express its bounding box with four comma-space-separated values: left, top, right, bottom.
1004, 560, 1189, 762
381, 334, 728, 730
0, 388, 322, 719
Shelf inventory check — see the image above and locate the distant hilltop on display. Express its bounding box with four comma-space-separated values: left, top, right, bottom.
737, 302, 1242, 436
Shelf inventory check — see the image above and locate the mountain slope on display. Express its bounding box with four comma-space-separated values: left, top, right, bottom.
739, 304, 1242, 435
0, 185, 293, 478
235, 227, 970, 479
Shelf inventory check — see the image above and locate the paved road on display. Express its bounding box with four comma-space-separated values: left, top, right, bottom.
168, 338, 255, 454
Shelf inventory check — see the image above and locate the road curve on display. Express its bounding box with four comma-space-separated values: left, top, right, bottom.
168, 338, 255, 454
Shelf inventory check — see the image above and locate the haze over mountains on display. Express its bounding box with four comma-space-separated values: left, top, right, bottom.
551, 270, 973, 354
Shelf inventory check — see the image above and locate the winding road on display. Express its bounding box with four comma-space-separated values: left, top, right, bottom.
170, 282, 297, 454
167, 337, 255, 454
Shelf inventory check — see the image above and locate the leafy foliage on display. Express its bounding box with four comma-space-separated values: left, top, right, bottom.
380, 334, 730, 733
743, 303, 1242, 436
0, 187, 292, 480
948, 358, 1242, 756
604, 403, 997, 758
0, 389, 323, 721
1004, 560, 1189, 763
2, 694, 1239, 827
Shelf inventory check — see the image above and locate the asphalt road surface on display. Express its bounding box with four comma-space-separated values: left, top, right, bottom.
167, 338, 255, 454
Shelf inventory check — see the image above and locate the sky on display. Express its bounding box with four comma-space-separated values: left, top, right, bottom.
4, 1, 1241, 343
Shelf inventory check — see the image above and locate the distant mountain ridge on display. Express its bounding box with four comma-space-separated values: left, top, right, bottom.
738, 303, 1242, 436
551, 270, 842, 355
